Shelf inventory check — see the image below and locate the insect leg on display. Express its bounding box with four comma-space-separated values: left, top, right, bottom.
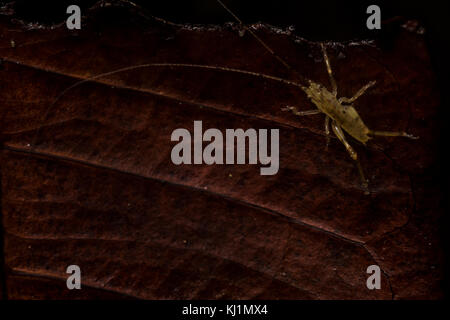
320, 43, 337, 96
282, 106, 321, 116
369, 130, 419, 139
338, 81, 376, 104
325, 115, 330, 150
331, 121, 369, 191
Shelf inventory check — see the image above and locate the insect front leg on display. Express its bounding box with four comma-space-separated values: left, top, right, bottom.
281, 106, 320, 116
331, 121, 369, 193
320, 43, 337, 96
338, 81, 376, 104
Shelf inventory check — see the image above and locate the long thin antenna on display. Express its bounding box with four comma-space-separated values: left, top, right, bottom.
216, 0, 308, 84
28, 62, 307, 149
118, 0, 184, 27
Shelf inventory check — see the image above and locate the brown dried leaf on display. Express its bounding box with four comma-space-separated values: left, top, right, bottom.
0, 4, 444, 299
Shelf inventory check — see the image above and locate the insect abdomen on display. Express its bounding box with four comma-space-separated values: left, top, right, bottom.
328, 104, 371, 144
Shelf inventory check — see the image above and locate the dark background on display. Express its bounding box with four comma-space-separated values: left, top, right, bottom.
1, 0, 448, 299
4, 0, 450, 42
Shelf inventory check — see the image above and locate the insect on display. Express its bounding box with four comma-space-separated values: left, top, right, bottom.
29, 0, 418, 194
213, 0, 419, 192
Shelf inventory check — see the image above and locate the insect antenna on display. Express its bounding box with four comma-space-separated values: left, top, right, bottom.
26, 62, 306, 150
216, 0, 309, 86
117, 0, 184, 27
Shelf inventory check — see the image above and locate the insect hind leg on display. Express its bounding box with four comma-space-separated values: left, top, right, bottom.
331, 121, 370, 193
369, 130, 419, 139
325, 115, 330, 151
